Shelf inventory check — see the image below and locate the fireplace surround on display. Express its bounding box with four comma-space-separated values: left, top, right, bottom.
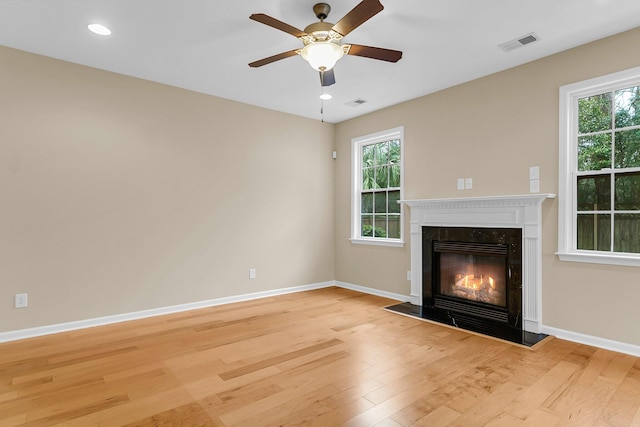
392, 194, 555, 345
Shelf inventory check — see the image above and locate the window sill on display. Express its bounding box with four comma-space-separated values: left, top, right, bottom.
350, 238, 404, 248
557, 251, 640, 268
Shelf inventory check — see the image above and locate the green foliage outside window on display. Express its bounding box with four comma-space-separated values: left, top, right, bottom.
577, 85, 640, 253
361, 224, 387, 238
360, 139, 401, 239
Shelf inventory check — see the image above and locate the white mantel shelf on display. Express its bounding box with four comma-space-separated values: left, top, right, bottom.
400, 193, 555, 334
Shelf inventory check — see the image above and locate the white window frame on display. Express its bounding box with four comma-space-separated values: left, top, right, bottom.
558, 66, 640, 267
350, 126, 404, 247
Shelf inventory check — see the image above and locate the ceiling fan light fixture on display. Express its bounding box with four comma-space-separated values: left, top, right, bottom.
300, 42, 344, 71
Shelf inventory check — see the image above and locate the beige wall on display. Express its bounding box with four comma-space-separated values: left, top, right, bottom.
335, 27, 640, 346
1, 46, 336, 332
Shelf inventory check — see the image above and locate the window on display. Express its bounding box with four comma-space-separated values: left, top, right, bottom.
351, 126, 404, 246
559, 67, 640, 266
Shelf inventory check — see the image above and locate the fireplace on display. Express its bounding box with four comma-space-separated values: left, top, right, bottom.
388, 194, 555, 346
423, 226, 522, 330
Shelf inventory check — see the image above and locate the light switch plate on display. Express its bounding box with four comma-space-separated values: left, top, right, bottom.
530, 179, 540, 193
529, 166, 540, 180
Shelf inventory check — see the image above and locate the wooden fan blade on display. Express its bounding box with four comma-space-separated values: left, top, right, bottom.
250, 13, 307, 38
346, 44, 402, 62
331, 0, 384, 37
249, 50, 299, 68
320, 69, 336, 87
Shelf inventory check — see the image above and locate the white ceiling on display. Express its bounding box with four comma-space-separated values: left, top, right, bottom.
1, 0, 640, 123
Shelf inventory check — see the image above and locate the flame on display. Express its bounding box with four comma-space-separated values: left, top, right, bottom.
449, 273, 504, 306
455, 274, 495, 291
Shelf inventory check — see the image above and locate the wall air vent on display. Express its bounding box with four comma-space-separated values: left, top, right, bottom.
346, 99, 367, 107
499, 32, 539, 52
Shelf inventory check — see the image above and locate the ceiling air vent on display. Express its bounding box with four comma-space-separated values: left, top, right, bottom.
499, 32, 539, 52
346, 99, 367, 107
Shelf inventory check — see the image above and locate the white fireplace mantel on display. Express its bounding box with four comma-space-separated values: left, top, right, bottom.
400, 194, 555, 334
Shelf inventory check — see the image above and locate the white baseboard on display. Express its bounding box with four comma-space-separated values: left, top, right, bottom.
339, 283, 640, 357
542, 325, 640, 357
0, 281, 334, 344
334, 281, 410, 303
6, 282, 638, 358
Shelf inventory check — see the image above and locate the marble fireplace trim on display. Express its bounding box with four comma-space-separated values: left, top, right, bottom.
400, 194, 555, 334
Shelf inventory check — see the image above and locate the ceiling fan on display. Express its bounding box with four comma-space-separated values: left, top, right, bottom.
248, 0, 402, 87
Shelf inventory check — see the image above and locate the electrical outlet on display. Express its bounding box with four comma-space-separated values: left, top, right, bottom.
249, 268, 256, 279
15, 293, 28, 309
465, 178, 473, 189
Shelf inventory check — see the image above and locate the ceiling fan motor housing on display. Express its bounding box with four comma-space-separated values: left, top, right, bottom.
313, 3, 331, 20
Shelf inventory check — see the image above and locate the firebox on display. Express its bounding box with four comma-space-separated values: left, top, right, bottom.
422, 226, 523, 331
433, 241, 508, 322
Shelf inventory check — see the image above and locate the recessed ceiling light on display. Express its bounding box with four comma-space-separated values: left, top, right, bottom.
319, 93, 332, 100
88, 24, 112, 36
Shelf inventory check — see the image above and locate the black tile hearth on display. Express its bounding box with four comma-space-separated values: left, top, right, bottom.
385, 302, 548, 347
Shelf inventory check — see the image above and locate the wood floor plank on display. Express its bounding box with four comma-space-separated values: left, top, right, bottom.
520, 408, 561, 427
343, 380, 436, 427
413, 405, 461, 426
0, 287, 639, 426
593, 359, 640, 426
503, 360, 581, 420
218, 338, 343, 381
631, 404, 640, 427
445, 381, 524, 427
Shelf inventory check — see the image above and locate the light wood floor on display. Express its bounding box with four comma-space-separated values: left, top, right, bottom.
1, 287, 640, 426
